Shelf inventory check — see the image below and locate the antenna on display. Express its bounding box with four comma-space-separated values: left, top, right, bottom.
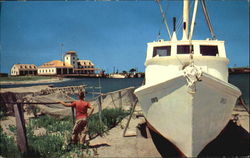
61, 43, 64, 61
173, 17, 176, 32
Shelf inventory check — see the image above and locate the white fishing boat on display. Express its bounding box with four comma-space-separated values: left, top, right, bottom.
134, 0, 241, 157
109, 73, 126, 78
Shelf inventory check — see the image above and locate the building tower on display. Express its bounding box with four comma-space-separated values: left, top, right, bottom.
64, 51, 78, 69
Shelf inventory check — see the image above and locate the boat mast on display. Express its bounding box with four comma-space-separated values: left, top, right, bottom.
189, 0, 199, 40
182, 0, 189, 40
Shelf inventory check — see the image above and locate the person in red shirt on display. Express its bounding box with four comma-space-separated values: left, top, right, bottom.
59, 91, 94, 144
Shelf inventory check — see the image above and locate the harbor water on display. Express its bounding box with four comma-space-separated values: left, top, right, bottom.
1, 74, 249, 105
229, 73, 249, 105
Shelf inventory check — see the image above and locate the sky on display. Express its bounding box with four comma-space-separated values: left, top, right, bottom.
0, 0, 249, 74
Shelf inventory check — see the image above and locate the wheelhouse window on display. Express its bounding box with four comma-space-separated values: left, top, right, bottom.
153, 46, 171, 57
177, 45, 193, 54
200, 45, 218, 56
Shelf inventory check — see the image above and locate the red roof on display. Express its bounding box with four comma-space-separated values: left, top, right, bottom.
39, 60, 73, 68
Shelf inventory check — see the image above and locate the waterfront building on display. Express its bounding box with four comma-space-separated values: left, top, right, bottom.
75, 60, 96, 74
64, 51, 78, 69
37, 60, 73, 75
38, 51, 97, 76
11, 51, 97, 76
11, 64, 37, 76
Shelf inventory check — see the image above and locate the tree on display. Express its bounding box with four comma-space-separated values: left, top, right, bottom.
129, 68, 136, 73
122, 70, 127, 74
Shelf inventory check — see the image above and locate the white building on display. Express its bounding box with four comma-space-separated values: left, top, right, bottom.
11, 64, 37, 76
75, 60, 96, 74
37, 60, 73, 75
64, 51, 78, 69
11, 51, 98, 76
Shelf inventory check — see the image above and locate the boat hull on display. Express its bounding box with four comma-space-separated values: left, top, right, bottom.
134, 73, 241, 157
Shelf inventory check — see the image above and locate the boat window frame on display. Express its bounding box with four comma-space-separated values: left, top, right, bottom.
152, 46, 171, 57
177, 45, 193, 54
200, 45, 219, 56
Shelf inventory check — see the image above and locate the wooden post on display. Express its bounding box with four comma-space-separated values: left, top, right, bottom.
13, 103, 28, 153
119, 91, 122, 108
98, 95, 103, 124
123, 99, 138, 137
145, 125, 152, 138
71, 107, 75, 124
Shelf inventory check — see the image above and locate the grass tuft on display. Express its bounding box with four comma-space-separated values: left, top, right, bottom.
0, 107, 129, 158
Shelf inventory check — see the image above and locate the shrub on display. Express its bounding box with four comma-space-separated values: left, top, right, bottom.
26, 115, 75, 158
0, 127, 21, 158
0, 106, 7, 120
27, 131, 65, 157
87, 114, 107, 137
25, 105, 41, 118
8, 125, 17, 133
102, 108, 129, 128
0, 108, 129, 158
87, 108, 129, 137
27, 115, 73, 133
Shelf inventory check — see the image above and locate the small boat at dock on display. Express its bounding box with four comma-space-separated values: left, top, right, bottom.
134, 0, 241, 157
109, 73, 126, 78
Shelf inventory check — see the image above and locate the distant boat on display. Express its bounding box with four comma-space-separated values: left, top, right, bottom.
229, 67, 250, 74
134, 0, 241, 157
109, 73, 126, 78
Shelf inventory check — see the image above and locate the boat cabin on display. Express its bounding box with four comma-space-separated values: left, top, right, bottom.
145, 39, 229, 83
146, 39, 226, 61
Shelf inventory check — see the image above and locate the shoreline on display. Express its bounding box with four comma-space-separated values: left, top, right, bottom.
0, 78, 66, 85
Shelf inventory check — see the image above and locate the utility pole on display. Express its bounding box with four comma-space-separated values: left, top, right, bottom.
61, 43, 64, 62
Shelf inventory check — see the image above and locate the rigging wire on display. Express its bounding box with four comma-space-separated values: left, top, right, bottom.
176, 16, 183, 34
156, 0, 170, 40
155, 0, 171, 39
201, 0, 216, 39
157, 19, 163, 40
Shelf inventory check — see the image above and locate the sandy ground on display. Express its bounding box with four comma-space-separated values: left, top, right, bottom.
0, 111, 249, 157
0, 78, 64, 85
1, 104, 248, 157
88, 115, 162, 157
0, 110, 162, 157
232, 105, 249, 132
0, 85, 249, 157
0, 85, 51, 93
